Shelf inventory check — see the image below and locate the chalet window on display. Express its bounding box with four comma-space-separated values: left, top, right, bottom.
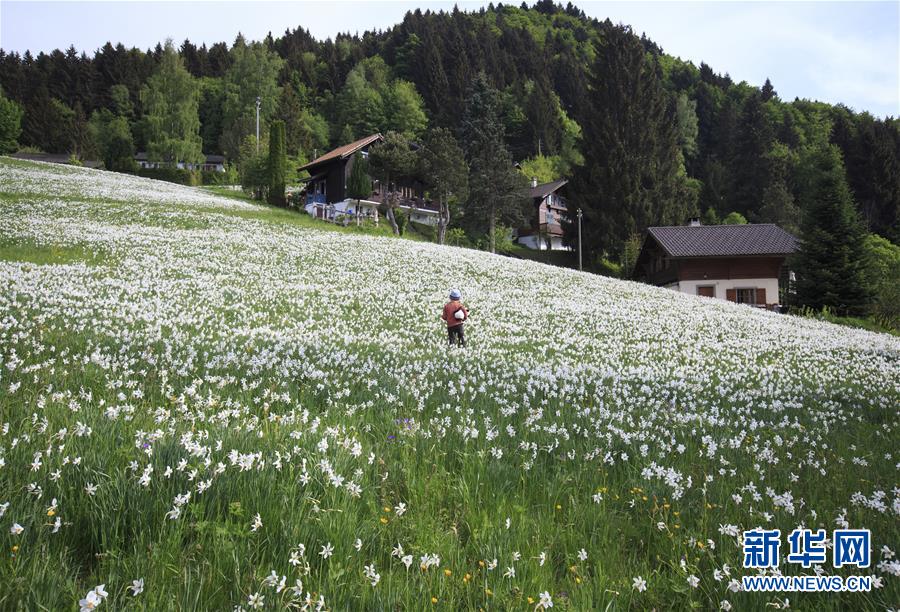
697, 286, 715, 298
735, 288, 757, 305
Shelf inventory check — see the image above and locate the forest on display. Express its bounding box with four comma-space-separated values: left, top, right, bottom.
0, 1, 897, 324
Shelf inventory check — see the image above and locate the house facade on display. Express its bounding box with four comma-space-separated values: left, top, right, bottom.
515, 178, 570, 250
134, 152, 226, 172
633, 222, 798, 309
298, 134, 440, 225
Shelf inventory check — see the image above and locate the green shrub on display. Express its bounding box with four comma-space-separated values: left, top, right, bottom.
446, 228, 470, 247
393, 208, 408, 235
596, 257, 621, 277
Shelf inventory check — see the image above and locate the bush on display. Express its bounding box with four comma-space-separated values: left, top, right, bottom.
201, 166, 238, 186
393, 208, 408, 235
446, 228, 470, 247
596, 257, 621, 278
137, 167, 201, 186
864, 234, 900, 331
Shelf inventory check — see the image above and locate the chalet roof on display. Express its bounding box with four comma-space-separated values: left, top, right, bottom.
647, 224, 798, 258
299, 134, 382, 171
530, 179, 568, 200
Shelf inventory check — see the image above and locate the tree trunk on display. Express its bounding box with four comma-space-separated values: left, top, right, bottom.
385, 202, 400, 235
489, 212, 496, 254
356, 199, 361, 227
437, 197, 448, 245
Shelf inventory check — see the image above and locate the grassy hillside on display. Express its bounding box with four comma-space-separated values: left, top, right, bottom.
0, 159, 898, 610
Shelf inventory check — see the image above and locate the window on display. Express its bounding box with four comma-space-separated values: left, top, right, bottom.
697, 286, 715, 298
736, 288, 757, 305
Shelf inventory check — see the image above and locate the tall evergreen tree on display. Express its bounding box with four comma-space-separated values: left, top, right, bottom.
141, 40, 203, 164
267, 120, 286, 206
459, 72, 528, 253
566, 24, 681, 263
730, 92, 774, 218
794, 144, 871, 316
420, 127, 469, 244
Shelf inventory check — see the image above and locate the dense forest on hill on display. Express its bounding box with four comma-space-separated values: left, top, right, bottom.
1, 1, 898, 265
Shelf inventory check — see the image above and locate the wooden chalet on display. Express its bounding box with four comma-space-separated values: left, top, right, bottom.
633, 221, 798, 309
298, 134, 440, 226
515, 178, 570, 250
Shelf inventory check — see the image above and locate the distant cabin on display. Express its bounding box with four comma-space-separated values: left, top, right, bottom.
298, 134, 439, 226
633, 221, 798, 309
514, 178, 570, 251
134, 152, 226, 172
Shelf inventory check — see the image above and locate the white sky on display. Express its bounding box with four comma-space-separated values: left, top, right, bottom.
1, 1, 897, 117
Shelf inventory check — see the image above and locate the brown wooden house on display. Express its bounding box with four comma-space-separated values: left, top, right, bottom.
298, 133, 439, 225
515, 178, 570, 250
633, 222, 798, 308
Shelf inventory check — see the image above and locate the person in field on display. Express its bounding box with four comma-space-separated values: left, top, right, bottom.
441, 288, 469, 347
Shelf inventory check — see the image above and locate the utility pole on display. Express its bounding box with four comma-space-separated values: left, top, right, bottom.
577, 207, 583, 272
255, 96, 261, 154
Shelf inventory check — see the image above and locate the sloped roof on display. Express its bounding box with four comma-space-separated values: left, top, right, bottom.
299, 134, 382, 171
647, 224, 798, 257
530, 179, 568, 200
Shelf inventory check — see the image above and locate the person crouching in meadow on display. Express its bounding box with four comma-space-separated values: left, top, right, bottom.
441, 288, 468, 347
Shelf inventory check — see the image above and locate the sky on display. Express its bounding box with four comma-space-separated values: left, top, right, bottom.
1, 1, 897, 118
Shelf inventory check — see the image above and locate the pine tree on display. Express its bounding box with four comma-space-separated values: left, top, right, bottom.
459, 72, 528, 253
141, 40, 203, 165
267, 120, 286, 206
794, 144, 871, 316
420, 127, 469, 244
524, 76, 563, 156
566, 24, 681, 263
730, 92, 774, 218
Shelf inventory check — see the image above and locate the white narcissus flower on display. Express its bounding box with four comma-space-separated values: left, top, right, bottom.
577, 548, 588, 561
687, 574, 700, 588
10, 523, 23, 535
319, 542, 334, 559
129, 579, 144, 596
79, 590, 100, 612
633, 576, 648, 592
538, 590, 553, 608
247, 592, 264, 609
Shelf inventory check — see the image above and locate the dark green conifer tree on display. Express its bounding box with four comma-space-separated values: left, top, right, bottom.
794, 145, 871, 316
267, 120, 286, 206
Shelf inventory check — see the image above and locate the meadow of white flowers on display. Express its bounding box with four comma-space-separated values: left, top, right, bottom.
0, 158, 897, 610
